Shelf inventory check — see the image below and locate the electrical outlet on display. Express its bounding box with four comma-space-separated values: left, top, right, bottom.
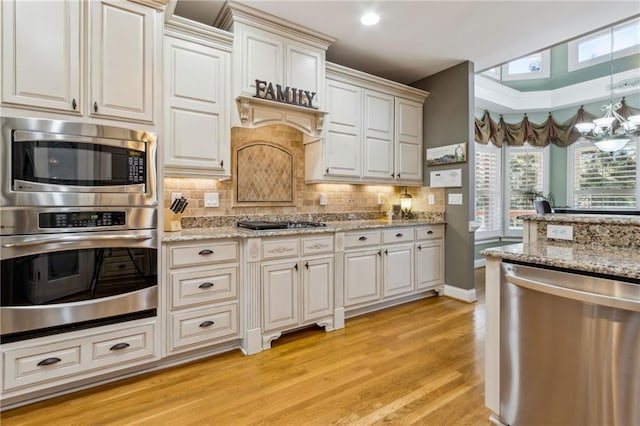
547, 224, 573, 240
204, 192, 219, 208
428, 194, 435, 205
377, 193, 385, 205
171, 192, 182, 203
319, 193, 328, 205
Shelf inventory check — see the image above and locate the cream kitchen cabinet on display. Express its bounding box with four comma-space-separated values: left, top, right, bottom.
306, 63, 428, 185
323, 79, 362, 178
1, 0, 81, 112
1, 0, 157, 123
344, 228, 416, 309
164, 239, 240, 355
1, 318, 156, 401
415, 225, 445, 291
163, 17, 232, 177
244, 235, 335, 353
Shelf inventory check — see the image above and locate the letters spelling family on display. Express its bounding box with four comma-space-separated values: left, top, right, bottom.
254, 79, 317, 109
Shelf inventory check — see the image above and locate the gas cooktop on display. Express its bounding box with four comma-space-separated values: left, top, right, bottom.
237, 221, 327, 230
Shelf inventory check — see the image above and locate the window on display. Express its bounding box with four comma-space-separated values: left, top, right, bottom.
501, 50, 551, 81
475, 143, 502, 239
504, 144, 549, 236
568, 18, 640, 71
481, 67, 500, 80
568, 140, 638, 208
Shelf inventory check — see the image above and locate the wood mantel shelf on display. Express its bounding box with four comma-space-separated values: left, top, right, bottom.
235, 95, 328, 139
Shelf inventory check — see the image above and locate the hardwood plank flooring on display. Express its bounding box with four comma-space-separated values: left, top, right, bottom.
1, 269, 490, 425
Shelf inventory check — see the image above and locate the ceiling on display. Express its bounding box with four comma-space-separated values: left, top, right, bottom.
174, 1, 640, 85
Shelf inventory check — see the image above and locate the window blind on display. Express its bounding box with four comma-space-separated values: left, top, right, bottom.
507, 150, 544, 230
573, 142, 637, 208
475, 145, 502, 237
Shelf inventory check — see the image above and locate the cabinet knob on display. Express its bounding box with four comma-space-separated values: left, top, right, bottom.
198, 249, 214, 255
417, 245, 422, 251
199, 320, 215, 328
93, 101, 98, 113
220, 160, 224, 168
199, 282, 214, 289
294, 263, 298, 271
397, 173, 401, 178
390, 173, 395, 178
37, 357, 61, 367
72, 98, 77, 110
109, 342, 130, 351
384, 249, 388, 255
304, 262, 309, 269
325, 168, 329, 174
377, 250, 382, 256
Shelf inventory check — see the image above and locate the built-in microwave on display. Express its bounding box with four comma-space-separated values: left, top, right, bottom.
1, 117, 157, 207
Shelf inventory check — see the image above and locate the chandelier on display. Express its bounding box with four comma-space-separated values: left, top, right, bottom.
574, 27, 640, 152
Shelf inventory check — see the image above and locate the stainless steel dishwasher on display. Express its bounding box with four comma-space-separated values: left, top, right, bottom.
499, 262, 640, 426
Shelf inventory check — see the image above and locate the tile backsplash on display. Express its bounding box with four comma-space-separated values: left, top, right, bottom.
163, 124, 445, 218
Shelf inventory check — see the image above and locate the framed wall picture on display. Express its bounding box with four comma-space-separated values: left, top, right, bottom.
426, 143, 467, 166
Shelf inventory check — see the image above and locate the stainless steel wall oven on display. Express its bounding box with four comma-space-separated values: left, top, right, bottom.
0, 117, 158, 343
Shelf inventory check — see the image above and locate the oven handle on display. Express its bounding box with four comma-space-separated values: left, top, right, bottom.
2, 234, 153, 248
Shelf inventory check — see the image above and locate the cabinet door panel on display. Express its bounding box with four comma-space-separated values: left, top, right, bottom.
262, 262, 299, 331
1, 0, 81, 112
363, 90, 394, 178
90, 0, 153, 122
325, 131, 361, 177
394, 98, 423, 181
286, 44, 322, 107
168, 109, 222, 167
302, 257, 333, 322
416, 240, 444, 290
344, 249, 380, 307
241, 28, 283, 95
384, 245, 414, 297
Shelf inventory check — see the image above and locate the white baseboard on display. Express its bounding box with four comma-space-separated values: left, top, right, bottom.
475, 258, 486, 268
444, 284, 477, 303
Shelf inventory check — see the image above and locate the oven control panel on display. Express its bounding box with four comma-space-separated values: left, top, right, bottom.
39, 212, 126, 228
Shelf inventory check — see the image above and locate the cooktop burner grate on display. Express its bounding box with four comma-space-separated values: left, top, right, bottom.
237, 221, 327, 230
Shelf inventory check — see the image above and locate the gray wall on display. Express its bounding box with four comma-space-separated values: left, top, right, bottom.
412, 62, 475, 291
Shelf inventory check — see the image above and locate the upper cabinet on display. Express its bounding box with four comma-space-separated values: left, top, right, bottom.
215, 2, 333, 137
1, 0, 81, 113
163, 16, 232, 178
89, 0, 154, 122
1, 0, 159, 124
305, 63, 428, 186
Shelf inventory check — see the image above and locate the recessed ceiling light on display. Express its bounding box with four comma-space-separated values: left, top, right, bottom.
360, 12, 380, 26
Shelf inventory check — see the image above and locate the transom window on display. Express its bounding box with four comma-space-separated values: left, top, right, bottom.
501, 51, 551, 81
568, 18, 640, 71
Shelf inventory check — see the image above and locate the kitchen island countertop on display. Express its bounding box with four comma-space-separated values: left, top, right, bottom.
482, 241, 640, 281
161, 219, 445, 242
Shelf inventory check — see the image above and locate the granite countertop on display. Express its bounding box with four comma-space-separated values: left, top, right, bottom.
519, 214, 640, 226
482, 241, 640, 280
161, 219, 445, 242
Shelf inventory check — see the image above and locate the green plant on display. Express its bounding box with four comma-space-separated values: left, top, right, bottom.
520, 189, 555, 207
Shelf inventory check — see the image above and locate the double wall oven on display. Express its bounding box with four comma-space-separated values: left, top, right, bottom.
1, 117, 158, 343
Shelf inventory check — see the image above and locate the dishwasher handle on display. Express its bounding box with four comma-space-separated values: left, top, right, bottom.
505, 273, 640, 313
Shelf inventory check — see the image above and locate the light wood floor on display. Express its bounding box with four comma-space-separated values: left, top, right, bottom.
2, 268, 489, 425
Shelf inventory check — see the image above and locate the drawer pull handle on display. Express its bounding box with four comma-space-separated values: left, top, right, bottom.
427, 230, 433, 235
93, 101, 98, 113
358, 236, 367, 241
72, 98, 77, 110
198, 249, 214, 255
37, 357, 61, 367
199, 320, 215, 328
110, 343, 130, 351
199, 282, 214, 289
417, 245, 422, 251
395, 233, 403, 238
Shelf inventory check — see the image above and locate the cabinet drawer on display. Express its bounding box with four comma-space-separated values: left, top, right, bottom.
262, 238, 300, 260
302, 236, 334, 256
171, 266, 238, 309
90, 324, 155, 369
344, 230, 381, 248
170, 304, 239, 351
4, 344, 83, 390
415, 226, 444, 240
170, 241, 238, 268
382, 228, 414, 244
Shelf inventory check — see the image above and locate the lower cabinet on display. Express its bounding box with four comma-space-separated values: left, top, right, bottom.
1, 318, 157, 398
262, 260, 300, 332
344, 248, 381, 307
415, 226, 445, 291
164, 239, 241, 355
383, 244, 414, 297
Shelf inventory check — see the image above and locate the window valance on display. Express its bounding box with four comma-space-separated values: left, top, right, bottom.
475, 98, 640, 148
